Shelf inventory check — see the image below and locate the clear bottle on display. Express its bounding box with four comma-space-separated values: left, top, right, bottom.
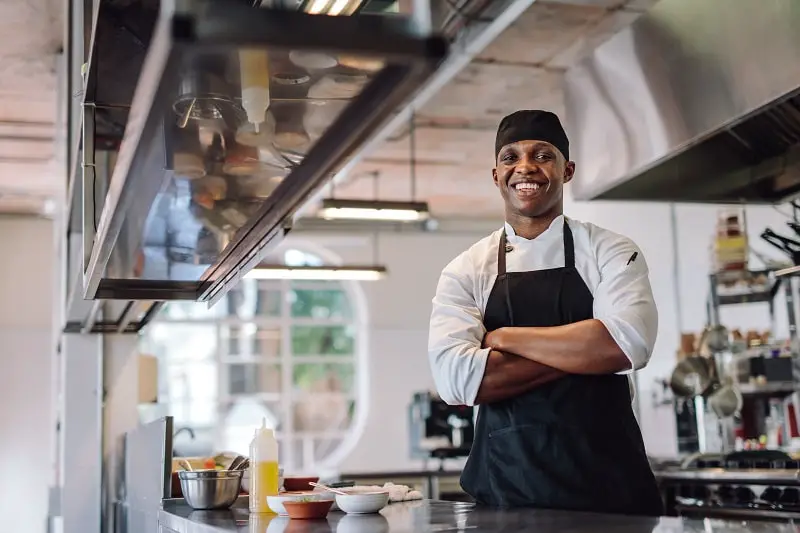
249, 418, 280, 513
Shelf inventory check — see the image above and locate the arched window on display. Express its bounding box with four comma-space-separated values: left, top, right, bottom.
141, 244, 368, 473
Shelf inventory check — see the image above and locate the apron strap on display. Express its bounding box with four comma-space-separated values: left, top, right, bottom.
563, 219, 575, 269
498, 219, 573, 326
497, 229, 507, 275
497, 230, 515, 327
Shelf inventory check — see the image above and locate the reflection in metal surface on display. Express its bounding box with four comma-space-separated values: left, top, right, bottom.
565, 0, 800, 203
111, 44, 388, 284
81, 0, 447, 302
157, 499, 800, 533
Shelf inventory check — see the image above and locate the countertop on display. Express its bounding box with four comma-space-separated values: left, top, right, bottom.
655, 467, 800, 484
155, 499, 800, 533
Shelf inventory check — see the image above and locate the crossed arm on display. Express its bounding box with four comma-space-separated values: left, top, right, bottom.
428, 237, 657, 406
475, 321, 630, 403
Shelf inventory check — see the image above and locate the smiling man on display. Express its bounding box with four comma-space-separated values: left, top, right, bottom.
427, 110, 663, 515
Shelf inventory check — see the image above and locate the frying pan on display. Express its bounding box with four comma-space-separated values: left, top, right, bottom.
670, 356, 715, 398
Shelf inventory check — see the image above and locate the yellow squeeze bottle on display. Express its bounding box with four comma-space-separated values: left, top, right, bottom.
238, 49, 270, 133
249, 418, 280, 513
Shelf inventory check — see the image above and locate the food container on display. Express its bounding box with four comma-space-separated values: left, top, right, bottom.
334, 490, 390, 514
282, 476, 319, 492
267, 491, 321, 516
178, 470, 244, 510
282, 499, 334, 519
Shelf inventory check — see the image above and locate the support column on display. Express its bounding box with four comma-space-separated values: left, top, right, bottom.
60, 334, 103, 533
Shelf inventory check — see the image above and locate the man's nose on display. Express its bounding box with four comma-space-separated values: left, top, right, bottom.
516, 156, 539, 174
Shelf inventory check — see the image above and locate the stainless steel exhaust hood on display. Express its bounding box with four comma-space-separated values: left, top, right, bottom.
564, 0, 800, 203
79, 0, 447, 302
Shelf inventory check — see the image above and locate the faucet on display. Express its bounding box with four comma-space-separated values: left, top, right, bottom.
174, 426, 196, 440
172, 426, 196, 457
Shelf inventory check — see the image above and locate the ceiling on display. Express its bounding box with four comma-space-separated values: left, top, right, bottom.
0, 0, 657, 218
335, 0, 659, 218
0, 0, 62, 216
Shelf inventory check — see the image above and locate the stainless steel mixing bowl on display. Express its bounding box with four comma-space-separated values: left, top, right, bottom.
178, 470, 244, 510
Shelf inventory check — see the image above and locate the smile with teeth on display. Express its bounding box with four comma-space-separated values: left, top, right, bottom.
512, 181, 545, 195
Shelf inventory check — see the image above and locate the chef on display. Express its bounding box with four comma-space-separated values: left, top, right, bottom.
427, 110, 663, 516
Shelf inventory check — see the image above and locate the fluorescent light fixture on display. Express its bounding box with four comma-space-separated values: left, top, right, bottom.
320, 199, 430, 222
245, 265, 387, 280
301, 0, 365, 15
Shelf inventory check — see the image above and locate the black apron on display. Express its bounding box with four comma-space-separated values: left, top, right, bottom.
460, 221, 664, 516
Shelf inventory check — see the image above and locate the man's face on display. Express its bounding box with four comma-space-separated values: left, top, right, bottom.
492, 140, 575, 218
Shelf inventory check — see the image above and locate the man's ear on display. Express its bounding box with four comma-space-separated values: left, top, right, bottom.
492, 167, 499, 188
563, 161, 576, 183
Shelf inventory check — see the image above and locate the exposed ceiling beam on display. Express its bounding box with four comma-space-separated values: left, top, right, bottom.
361, 157, 459, 167
0, 160, 60, 196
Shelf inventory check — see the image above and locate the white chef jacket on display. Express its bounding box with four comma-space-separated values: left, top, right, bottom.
428, 215, 658, 406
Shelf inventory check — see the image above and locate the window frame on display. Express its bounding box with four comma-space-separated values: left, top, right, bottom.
147, 241, 370, 473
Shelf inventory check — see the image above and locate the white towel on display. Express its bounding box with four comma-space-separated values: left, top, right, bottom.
352, 482, 424, 502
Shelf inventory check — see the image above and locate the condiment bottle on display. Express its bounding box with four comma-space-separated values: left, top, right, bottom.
239, 49, 271, 132
249, 418, 280, 513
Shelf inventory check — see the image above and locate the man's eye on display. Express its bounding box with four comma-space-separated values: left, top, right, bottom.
502, 154, 517, 163
535, 153, 552, 161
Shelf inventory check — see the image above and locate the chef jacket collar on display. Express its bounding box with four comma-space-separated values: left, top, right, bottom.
503, 214, 565, 243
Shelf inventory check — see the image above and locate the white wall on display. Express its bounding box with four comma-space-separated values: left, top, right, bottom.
292, 199, 796, 471
0, 216, 56, 533
286, 230, 490, 473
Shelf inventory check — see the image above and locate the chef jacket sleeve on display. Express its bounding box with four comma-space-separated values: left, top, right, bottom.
592, 232, 658, 373
428, 252, 490, 406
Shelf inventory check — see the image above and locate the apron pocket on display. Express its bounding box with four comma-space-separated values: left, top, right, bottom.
487, 422, 595, 509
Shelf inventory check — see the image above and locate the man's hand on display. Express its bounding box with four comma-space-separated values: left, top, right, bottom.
475, 349, 565, 404
482, 329, 504, 351
475, 329, 566, 404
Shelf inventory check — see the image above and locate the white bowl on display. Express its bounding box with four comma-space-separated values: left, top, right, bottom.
335, 491, 389, 514
266, 491, 321, 516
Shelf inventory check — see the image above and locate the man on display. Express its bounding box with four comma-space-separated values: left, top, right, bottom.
427, 110, 663, 516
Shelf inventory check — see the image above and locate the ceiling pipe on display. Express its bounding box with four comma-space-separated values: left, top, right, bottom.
296, 0, 538, 217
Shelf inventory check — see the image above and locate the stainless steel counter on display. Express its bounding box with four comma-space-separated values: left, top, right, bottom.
655, 468, 800, 485
152, 499, 800, 533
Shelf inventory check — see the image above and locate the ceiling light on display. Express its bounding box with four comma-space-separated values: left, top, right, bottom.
245, 265, 387, 280
319, 199, 430, 222
301, 0, 365, 15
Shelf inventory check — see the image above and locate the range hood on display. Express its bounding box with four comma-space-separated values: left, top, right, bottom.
80, 0, 447, 302
564, 0, 800, 203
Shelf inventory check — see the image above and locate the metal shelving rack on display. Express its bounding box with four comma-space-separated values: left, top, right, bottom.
702, 268, 799, 453
774, 267, 800, 383
707, 267, 800, 389
707, 269, 783, 331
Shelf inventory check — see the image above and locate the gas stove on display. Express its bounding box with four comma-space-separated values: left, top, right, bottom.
658, 452, 800, 519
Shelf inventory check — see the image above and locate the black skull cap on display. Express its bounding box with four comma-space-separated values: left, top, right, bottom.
495, 110, 569, 160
